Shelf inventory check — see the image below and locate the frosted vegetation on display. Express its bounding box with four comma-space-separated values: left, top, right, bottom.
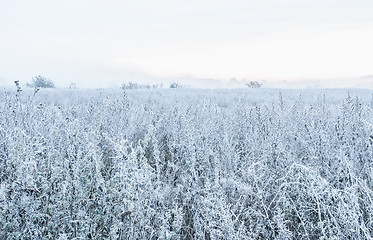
1, 86, 373, 239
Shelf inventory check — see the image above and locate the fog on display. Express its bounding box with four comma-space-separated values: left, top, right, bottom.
1, 0, 373, 88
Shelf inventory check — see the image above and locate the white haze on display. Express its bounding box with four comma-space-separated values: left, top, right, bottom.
0, 0, 373, 88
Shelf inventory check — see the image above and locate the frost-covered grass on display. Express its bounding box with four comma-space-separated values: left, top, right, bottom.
1, 87, 373, 239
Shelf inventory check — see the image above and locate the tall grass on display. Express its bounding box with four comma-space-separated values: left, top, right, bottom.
0, 87, 372, 239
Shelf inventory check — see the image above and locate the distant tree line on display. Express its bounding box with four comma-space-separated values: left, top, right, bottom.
121, 82, 183, 90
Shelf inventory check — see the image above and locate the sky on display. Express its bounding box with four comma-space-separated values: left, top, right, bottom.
0, 0, 373, 88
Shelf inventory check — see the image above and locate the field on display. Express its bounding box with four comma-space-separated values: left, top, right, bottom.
1, 87, 373, 239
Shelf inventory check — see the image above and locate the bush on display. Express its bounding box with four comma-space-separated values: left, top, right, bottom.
27, 75, 55, 88
170, 82, 181, 88
246, 81, 262, 88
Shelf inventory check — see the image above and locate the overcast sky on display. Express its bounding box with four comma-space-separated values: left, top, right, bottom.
1, 0, 373, 88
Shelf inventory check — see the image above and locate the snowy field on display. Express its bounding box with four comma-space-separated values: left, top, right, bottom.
1, 87, 373, 239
